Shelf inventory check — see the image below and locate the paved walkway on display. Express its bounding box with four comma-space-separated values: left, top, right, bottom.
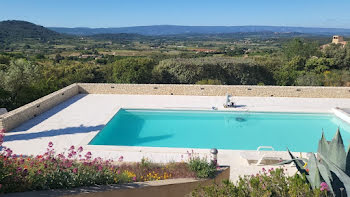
4, 94, 350, 181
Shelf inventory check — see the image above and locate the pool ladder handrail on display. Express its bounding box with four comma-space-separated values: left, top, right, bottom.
257, 146, 275, 152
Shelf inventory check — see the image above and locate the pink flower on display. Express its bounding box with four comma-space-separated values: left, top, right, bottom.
69, 145, 75, 150
133, 176, 137, 182
48, 142, 53, 148
77, 146, 83, 152
85, 152, 92, 159
68, 153, 73, 158
320, 182, 329, 191
0, 129, 5, 133
118, 156, 124, 162
72, 168, 78, 174
262, 168, 266, 172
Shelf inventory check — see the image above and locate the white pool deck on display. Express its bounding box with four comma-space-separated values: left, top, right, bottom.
4, 94, 350, 181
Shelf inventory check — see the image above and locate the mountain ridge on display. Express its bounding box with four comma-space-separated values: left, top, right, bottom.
0, 20, 63, 42
49, 25, 350, 36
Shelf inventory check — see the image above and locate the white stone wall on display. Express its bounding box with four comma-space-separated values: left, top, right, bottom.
3, 83, 350, 132
0, 84, 79, 131
78, 83, 350, 98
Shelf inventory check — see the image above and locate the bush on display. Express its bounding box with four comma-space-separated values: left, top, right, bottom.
192, 168, 327, 197
188, 157, 216, 179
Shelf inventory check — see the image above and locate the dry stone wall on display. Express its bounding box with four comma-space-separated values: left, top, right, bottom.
0, 84, 79, 131
2, 83, 350, 131
78, 83, 350, 98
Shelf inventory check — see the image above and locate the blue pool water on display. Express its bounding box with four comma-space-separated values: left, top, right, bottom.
89, 109, 350, 152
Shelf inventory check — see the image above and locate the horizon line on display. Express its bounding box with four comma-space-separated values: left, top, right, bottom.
2, 20, 350, 30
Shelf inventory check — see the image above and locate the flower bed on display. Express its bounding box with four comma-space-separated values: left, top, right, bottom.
192, 168, 328, 197
0, 129, 217, 194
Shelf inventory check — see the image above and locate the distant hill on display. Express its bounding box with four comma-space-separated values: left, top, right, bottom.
0, 20, 63, 43
49, 25, 350, 36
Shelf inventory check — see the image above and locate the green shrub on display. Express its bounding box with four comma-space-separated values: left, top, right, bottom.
188, 157, 216, 179
191, 168, 327, 197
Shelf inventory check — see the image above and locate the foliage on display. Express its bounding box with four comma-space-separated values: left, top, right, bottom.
196, 79, 223, 85
280, 129, 350, 196
106, 57, 155, 84
188, 156, 216, 179
0, 59, 42, 109
191, 168, 326, 197
283, 38, 320, 60
153, 57, 274, 85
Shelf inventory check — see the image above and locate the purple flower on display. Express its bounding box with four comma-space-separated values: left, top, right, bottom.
77, 146, 83, 152
320, 182, 329, 191
133, 176, 137, 181
69, 145, 75, 150
48, 142, 53, 148
118, 156, 124, 162
72, 168, 78, 174
68, 153, 73, 158
85, 152, 92, 159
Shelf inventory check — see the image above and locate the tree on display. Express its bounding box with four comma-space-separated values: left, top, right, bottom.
110, 57, 155, 84
283, 39, 320, 60
0, 59, 41, 109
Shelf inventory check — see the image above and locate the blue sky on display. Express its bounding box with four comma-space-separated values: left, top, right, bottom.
1, 0, 350, 28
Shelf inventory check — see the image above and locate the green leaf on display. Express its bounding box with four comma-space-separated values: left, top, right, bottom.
276, 158, 308, 166
346, 145, 350, 176
317, 131, 329, 156
287, 149, 308, 175
328, 128, 346, 171
308, 153, 321, 189
319, 153, 350, 196
317, 161, 334, 195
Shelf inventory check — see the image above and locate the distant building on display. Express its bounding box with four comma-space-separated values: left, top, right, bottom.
321, 35, 347, 49
332, 35, 347, 45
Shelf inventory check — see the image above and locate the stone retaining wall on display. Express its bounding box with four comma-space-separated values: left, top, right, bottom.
3, 83, 350, 132
78, 83, 350, 98
3, 167, 230, 197
0, 84, 79, 131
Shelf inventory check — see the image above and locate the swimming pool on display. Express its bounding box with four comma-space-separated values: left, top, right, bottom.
89, 109, 350, 152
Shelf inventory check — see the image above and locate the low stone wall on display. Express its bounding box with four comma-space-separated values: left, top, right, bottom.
77, 83, 350, 98
3, 83, 350, 132
3, 167, 230, 197
0, 84, 79, 131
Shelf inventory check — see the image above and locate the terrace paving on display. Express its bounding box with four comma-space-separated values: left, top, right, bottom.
4, 94, 350, 181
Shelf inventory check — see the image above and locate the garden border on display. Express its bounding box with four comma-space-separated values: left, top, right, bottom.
2, 166, 229, 197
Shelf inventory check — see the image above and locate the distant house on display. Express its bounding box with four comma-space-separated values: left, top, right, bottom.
321, 35, 348, 49
332, 35, 347, 45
